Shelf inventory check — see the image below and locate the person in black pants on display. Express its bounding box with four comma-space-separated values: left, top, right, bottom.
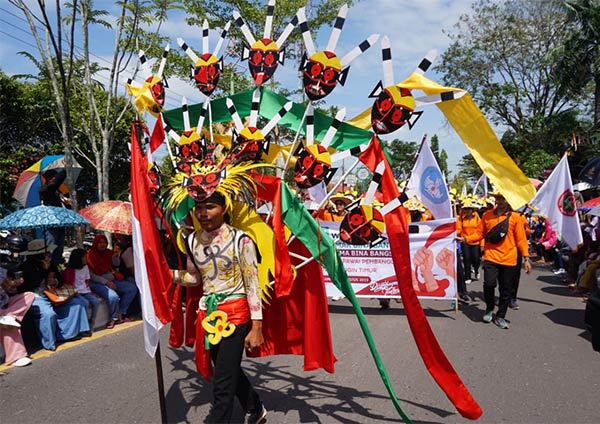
38, 169, 68, 267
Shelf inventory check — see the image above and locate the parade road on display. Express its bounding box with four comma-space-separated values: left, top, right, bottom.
1, 263, 598, 423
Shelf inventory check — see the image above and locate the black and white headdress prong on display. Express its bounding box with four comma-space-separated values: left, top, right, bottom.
362, 160, 385, 205
413, 49, 437, 75
296, 7, 315, 56
319, 108, 346, 149
195, 97, 210, 135
249, 87, 261, 127
264, 0, 275, 39
214, 21, 231, 58
233, 10, 256, 47
305, 104, 314, 145
275, 7, 301, 48
261, 101, 293, 136
380, 36, 394, 88
326, 4, 348, 52
330, 145, 366, 163
340, 33, 379, 68
181, 97, 191, 132
157, 43, 170, 79
413, 90, 466, 107
225, 98, 245, 133
177, 37, 199, 63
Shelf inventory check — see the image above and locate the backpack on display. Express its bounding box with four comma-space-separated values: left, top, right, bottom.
485, 212, 511, 244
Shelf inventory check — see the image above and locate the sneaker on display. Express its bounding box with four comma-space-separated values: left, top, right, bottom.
247, 405, 267, 424
465, 279, 472, 285
509, 299, 519, 310
492, 315, 510, 329
474, 272, 480, 281
379, 299, 390, 309
553, 268, 566, 275
12, 356, 32, 367
0, 315, 21, 328
483, 311, 494, 323
331, 295, 345, 301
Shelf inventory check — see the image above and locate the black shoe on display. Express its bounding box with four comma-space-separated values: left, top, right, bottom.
459, 294, 470, 303
80, 331, 93, 338
379, 299, 390, 309
247, 405, 267, 424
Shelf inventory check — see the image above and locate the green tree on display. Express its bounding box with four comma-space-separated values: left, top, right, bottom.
554, 0, 600, 128
383, 138, 418, 181
438, 0, 583, 163
429, 134, 449, 176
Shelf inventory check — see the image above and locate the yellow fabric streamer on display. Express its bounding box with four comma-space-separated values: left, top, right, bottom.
347, 73, 535, 209
126, 76, 163, 117
230, 201, 277, 303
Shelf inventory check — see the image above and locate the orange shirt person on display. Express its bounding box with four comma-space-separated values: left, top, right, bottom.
473, 192, 531, 330
317, 194, 351, 222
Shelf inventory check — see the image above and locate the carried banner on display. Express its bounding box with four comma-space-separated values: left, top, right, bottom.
323, 218, 457, 300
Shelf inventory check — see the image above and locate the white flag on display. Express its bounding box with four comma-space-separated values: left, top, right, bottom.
473, 174, 488, 197
407, 140, 452, 219
529, 155, 583, 250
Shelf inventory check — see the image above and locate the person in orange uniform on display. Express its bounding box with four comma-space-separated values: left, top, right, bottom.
474, 192, 531, 329
456, 200, 482, 283
509, 212, 532, 309
317, 193, 352, 222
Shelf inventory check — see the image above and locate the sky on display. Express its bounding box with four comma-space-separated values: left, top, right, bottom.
0, 0, 476, 175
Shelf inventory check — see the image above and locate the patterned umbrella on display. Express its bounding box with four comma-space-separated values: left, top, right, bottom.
12, 155, 83, 208
578, 196, 600, 212
79, 200, 132, 235
0, 205, 89, 230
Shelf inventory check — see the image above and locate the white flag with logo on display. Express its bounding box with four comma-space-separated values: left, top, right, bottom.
407, 140, 452, 219
529, 155, 582, 250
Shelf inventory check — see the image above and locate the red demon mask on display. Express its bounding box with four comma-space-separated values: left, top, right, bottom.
371, 85, 422, 135
339, 204, 386, 246
301, 51, 348, 101
294, 143, 335, 189
193, 53, 222, 96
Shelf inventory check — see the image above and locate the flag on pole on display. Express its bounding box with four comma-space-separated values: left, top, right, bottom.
407, 140, 452, 219
130, 121, 174, 356
529, 154, 583, 250
473, 173, 488, 197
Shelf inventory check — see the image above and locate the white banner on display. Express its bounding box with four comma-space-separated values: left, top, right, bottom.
323, 218, 457, 300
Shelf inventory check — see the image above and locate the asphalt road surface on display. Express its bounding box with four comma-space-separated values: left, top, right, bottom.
1, 263, 598, 423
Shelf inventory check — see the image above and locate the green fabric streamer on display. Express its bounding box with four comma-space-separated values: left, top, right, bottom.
279, 184, 412, 423
162, 87, 374, 151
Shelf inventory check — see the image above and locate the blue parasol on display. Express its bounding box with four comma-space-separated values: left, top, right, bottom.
0, 205, 89, 230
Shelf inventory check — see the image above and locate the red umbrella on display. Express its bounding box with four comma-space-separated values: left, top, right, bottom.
578, 196, 600, 212
79, 200, 132, 235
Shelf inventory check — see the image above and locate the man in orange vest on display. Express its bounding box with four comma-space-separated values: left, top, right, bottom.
474, 192, 531, 329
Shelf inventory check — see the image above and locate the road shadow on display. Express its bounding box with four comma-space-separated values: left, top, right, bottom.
537, 274, 568, 286
328, 302, 451, 319
244, 359, 455, 423
162, 346, 455, 423
544, 308, 587, 330
541, 285, 588, 299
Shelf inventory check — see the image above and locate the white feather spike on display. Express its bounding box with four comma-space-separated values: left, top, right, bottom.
233, 11, 256, 46
414, 49, 438, 75
264, 0, 275, 40
305, 104, 314, 145
362, 161, 386, 204
177, 38, 199, 63
181, 97, 190, 131
262, 101, 292, 136
320, 107, 346, 149
275, 8, 300, 47
195, 98, 210, 135
157, 44, 170, 78
214, 21, 231, 58
226, 98, 245, 132
340, 33, 379, 67
139, 50, 151, 77
201, 20, 210, 54
296, 7, 315, 56
249, 88, 261, 127
326, 4, 348, 53
413, 90, 466, 107
380, 36, 394, 87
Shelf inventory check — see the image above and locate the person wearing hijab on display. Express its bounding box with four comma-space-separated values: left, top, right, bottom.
86, 234, 138, 329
